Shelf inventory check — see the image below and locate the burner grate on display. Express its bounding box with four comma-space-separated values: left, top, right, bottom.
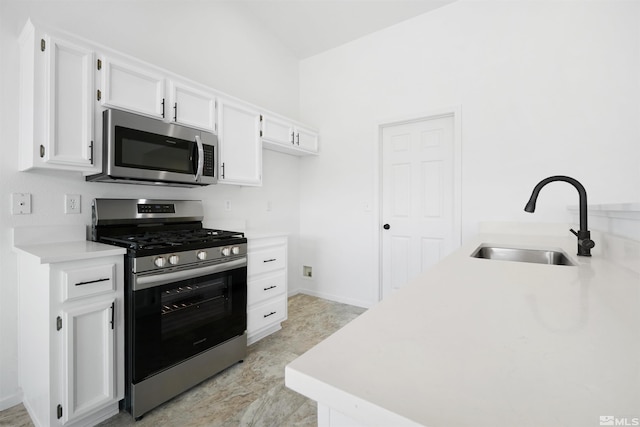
100, 228, 241, 251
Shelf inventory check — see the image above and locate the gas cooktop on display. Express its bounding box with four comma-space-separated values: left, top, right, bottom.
100, 228, 244, 251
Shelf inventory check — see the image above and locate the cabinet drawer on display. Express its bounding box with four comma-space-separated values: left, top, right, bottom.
248, 272, 286, 306
247, 246, 286, 276
62, 263, 115, 302
247, 298, 286, 333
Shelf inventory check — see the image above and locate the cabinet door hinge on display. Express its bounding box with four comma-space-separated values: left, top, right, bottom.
260, 115, 263, 122
40, 39, 45, 52
56, 316, 62, 331
97, 59, 102, 70
259, 130, 263, 137
57, 404, 63, 419
89, 140, 94, 164
96, 89, 102, 101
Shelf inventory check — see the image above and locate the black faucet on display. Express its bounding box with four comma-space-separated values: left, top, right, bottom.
524, 175, 595, 256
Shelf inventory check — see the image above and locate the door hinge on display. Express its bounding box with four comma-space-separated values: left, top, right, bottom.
96, 89, 102, 101
89, 140, 94, 164
260, 115, 263, 122
97, 59, 102, 70
260, 130, 263, 137
57, 404, 62, 419
56, 316, 62, 331
40, 39, 45, 52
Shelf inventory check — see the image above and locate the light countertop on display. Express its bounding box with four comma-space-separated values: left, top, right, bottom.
285, 233, 640, 427
14, 240, 126, 264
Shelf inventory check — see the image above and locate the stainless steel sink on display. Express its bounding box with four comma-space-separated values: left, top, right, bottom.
470, 245, 576, 266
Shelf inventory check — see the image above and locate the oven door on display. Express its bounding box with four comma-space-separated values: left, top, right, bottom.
130, 258, 247, 383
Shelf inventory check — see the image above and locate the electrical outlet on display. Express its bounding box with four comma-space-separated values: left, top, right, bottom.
11, 193, 31, 215
65, 194, 81, 214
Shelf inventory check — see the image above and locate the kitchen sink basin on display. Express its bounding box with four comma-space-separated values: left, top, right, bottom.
471, 245, 576, 266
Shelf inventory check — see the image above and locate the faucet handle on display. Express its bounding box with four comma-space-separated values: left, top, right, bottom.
570, 228, 595, 256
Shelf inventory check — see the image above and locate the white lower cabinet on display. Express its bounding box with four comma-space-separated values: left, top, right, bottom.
17, 253, 124, 427
247, 235, 288, 345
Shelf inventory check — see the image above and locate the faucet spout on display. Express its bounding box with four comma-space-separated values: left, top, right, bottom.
524, 175, 595, 257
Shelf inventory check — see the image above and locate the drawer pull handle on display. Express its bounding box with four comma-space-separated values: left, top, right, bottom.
75, 277, 110, 286
264, 285, 277, 291
264, 311, 276, 318
263, 258, 277, 263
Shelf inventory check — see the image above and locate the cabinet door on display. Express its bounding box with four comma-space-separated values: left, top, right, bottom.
61, 297, 116, 423
295, 126, 319, 153
43, 35, 97, 170
261, 114, 293, 146
168, 80, 216, 132
217, 98, 262, 186
100, 56, 165, 119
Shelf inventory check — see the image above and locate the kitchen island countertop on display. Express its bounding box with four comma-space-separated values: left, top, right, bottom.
285, 232, 640, 427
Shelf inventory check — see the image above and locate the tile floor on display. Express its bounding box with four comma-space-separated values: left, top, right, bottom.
0, 294, 366, 427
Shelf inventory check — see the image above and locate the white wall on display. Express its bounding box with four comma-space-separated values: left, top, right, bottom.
297, 1, 640, 307
0, 1, 302, 408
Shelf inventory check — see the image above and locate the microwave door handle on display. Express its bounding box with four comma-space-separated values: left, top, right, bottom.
194, 135, 204, 181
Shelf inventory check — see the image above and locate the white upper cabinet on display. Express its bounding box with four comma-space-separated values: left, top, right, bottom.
99, 57, 217, 132
19, 21, 98, 173
261, 114, 293, 146
168, 80, 217, 132
261, 113, 318, 156
99, 56, 166, 119
18, 19, 317, 182
217, 97, 262, 186
295, 124, 319, 153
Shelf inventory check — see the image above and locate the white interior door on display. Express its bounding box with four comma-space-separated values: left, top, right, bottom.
381, 114, 458, 299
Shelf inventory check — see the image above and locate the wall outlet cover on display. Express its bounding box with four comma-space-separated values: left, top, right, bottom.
65, 194, 81, 214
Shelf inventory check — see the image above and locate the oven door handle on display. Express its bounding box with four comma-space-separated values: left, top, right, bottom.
194, 135, 204, 182
133, 258, 246, 291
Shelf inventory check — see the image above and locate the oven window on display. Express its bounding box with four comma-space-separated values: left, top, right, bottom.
115, 126, 195, 174
131, 266, 247, 383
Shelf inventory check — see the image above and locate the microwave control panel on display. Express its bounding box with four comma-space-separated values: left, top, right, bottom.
203, 145, 215, 177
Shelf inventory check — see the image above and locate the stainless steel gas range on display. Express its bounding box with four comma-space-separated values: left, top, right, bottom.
92, 198, 247, 420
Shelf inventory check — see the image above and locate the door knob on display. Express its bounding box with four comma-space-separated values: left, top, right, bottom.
383, 224, 390, 230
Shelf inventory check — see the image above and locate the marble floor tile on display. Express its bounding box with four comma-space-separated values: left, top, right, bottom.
0, 294, 366, 427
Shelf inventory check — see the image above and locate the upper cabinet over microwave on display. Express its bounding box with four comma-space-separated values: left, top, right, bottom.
98, 57, 217, 133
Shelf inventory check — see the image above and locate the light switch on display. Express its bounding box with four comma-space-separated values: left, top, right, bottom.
12, 193, 32, 215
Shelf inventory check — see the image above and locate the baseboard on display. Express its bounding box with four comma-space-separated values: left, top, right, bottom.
293, 289, 374, 309
0, 392, 23, 412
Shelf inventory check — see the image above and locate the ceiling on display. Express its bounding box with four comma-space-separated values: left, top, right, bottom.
233, 0, 457, 59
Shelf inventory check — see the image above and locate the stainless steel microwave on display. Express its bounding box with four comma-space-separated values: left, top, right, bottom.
86, 109, 218, 187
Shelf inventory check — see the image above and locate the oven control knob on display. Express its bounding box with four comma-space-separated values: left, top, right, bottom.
197, 250, 208, 260
168, 255, 179, 265
154, 256, 167, 268
221, 247, 231, 257
232, 246, 240, 255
